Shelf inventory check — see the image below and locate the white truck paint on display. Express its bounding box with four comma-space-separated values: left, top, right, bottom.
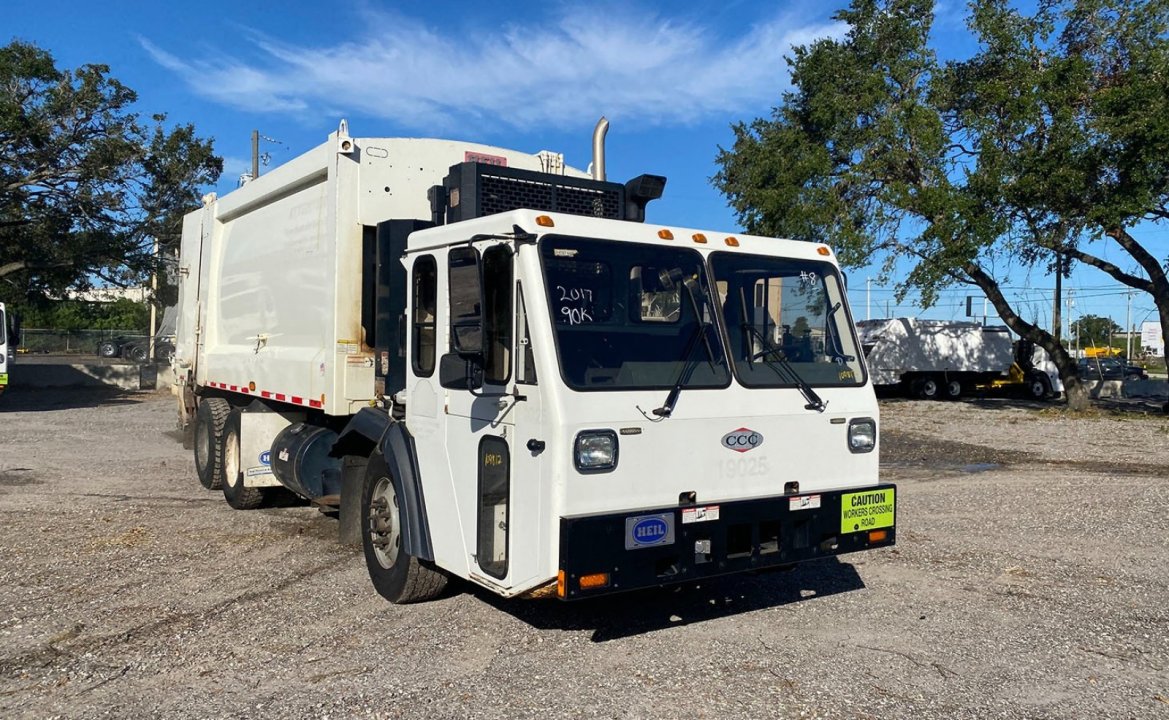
175, 121, 895, 603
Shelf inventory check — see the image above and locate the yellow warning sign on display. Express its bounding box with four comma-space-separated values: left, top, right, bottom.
840, 489, 895, 534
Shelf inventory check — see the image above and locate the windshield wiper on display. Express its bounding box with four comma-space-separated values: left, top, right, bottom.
650, 269, 718, 419
743, 324, 827, 413
652, 322, 714, 418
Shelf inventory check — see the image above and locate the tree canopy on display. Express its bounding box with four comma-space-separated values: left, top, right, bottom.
0, 40, 222, 301
714, 0, 1169, 410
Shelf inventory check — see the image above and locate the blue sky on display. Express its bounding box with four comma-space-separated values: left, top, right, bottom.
7, 0, 1163, 336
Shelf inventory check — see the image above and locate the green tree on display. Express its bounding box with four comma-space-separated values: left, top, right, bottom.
714, 0, 1169, 410
0, 40, 221, 300
1070, 314, 1121, 348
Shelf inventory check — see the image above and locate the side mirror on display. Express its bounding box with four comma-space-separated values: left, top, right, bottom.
448, 246, 484, 358
439, 352, 483, 390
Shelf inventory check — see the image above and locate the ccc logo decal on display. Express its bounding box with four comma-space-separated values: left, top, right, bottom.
721, 427, 764, 453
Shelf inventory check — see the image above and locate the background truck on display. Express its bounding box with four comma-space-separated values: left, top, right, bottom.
0, 302, 8, 396
856, 318, 1057, 400
174, 120, 895, 604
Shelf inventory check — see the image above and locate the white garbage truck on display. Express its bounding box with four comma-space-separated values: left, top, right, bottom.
856, 318, 1059, 400
0, 301, 9, 396
173, 120, 895, 603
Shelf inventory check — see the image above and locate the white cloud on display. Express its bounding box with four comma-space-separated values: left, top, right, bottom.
141, 5, 846, 131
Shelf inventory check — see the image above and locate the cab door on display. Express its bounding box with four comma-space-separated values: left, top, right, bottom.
442, 242, 536, 589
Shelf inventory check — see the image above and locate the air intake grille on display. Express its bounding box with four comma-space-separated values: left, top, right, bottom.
444, 162, 626, 223
479, 174, 621, 218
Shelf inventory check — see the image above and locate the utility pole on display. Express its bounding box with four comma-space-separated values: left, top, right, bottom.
866, 278, 872, 321
148, 239, 158, 362
1126, 290, 1133, 358
1052, 252, 1062, 343
251, 130, 260, 180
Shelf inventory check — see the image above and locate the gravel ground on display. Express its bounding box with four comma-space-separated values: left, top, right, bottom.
0, 389, 1166, 719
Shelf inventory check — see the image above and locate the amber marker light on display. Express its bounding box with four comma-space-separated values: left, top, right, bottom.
817, 246, 831, 256
724, 236, 739, 247
248, 381, 256, 391
869, 529, 888, 543
578, 572, 610, 590
691, 233, 708, 244
658, 229, 674, 240
557, 570, 566, 598
536, 215, 555, 227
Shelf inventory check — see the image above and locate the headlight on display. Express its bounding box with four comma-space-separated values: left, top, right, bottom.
574, 430, 618, 473
848, 418, 876, 453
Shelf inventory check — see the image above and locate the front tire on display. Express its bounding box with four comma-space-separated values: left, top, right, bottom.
97, 340, 120, 358
361, 453, 447, 604
1026, 372, 1051, 401
194, 398, 231, 490
221, 410, 266, 510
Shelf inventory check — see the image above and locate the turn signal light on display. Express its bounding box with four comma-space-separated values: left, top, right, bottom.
868, 529, 888, 543
536, 215, 555, 227
658, 229, 674, 240
579, 572, 610, 590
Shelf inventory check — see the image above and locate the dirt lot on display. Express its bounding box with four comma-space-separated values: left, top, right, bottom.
0, 389, 1166, 719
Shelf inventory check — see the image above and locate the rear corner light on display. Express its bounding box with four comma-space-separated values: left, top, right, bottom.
557, 570, 566, 598
848, 417, 876, 453
578, 572, 610, 590
574, 430, 618, 472
868, 529, 888, 543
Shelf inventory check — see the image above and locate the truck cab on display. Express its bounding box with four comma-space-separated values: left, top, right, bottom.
388, 210, 891, 600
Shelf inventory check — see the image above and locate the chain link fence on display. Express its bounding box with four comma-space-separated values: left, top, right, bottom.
16, 329, 147, 356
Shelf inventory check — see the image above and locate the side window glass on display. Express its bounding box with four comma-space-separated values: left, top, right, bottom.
412, 255, 437, 376
516, 284, 537, 384
483, 246, 513, 384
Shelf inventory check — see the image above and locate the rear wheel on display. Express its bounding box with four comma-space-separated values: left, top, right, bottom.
221, 410, 266, 510
194, 398, 231, 490
914, 376, 941, 400
942, 378, 963, 400
362, 453, 447, 604
97, 340, 120, 358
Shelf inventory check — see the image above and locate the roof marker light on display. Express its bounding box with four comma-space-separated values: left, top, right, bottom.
725, 236, 739, 247
817, 246, 831, 256
658, 229, 674, 240
692, 233, 708, 244
536, 215, 555, 227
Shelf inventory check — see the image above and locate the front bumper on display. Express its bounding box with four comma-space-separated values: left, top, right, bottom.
558, 484, 896, 599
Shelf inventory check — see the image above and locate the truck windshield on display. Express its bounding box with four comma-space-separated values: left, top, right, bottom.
709, 252, 865, 388
540, 236, 730, 391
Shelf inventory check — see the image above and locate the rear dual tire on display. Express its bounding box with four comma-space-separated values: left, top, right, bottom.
221, 410, 266, 510
194, 398, 231, 490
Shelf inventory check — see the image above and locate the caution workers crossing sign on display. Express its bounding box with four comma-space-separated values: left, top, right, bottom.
840, 488, 896, 534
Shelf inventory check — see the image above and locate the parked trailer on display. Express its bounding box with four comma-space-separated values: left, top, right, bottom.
855, 318, 1035, 400
174, 120, 895, 603
0, 302, 8, 396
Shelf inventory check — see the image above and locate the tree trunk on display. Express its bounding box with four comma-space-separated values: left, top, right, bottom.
964, 263, 1090, 410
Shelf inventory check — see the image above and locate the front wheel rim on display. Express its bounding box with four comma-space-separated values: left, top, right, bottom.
368, 476, 400, 570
